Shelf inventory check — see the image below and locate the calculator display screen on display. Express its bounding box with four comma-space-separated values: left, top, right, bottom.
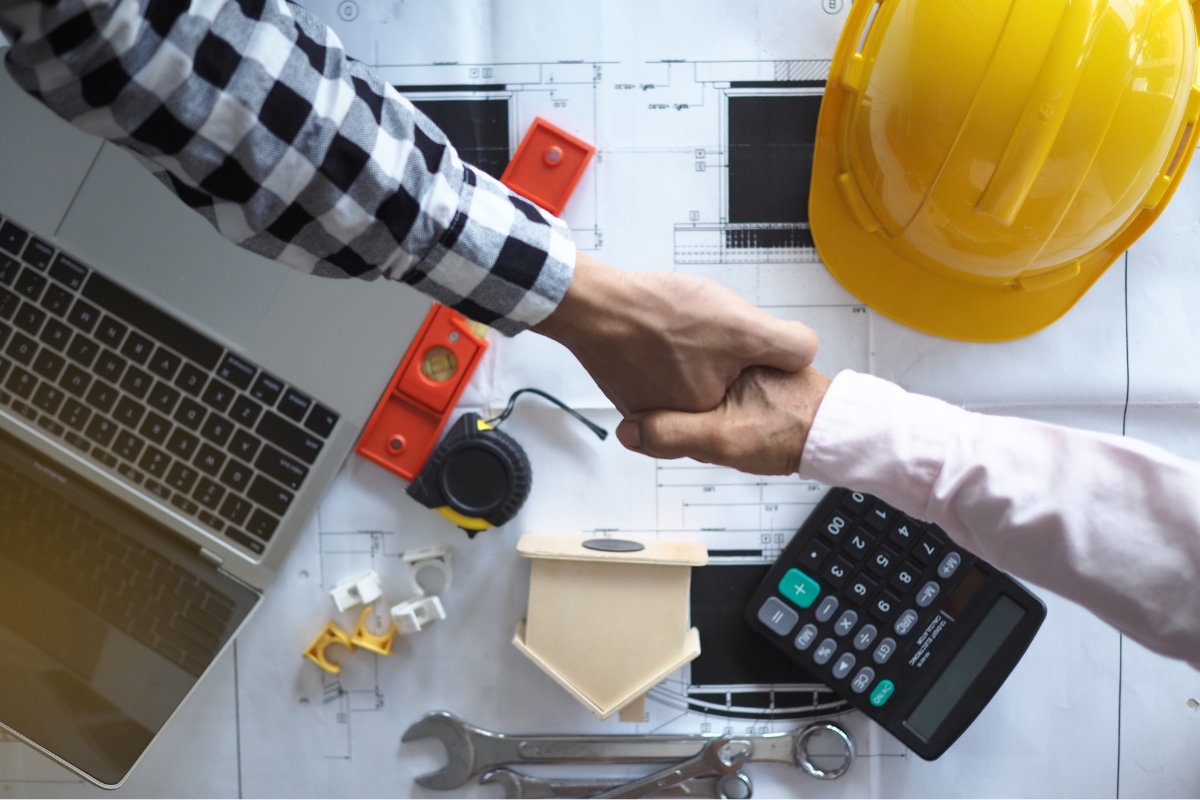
905, 595, 1026, 741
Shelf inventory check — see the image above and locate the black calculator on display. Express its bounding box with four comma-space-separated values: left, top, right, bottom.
744, 488, 1046, 759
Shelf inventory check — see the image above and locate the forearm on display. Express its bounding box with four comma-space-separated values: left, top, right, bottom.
801, 370, 1200, 666
0, 0, 573, 335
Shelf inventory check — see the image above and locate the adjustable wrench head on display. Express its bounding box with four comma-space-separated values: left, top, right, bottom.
401, 711, 476, 790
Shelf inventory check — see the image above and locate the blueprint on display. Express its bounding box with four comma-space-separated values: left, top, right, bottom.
3, 0, 1200, 796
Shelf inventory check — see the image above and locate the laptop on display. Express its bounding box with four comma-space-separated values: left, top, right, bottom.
0, 48, 431, 787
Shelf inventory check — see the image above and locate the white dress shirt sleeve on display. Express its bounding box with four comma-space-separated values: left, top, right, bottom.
799, 370, 1200, 668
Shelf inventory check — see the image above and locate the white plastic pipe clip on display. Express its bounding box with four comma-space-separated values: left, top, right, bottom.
391, 595, 446, 635
329, 570, 383, 613
402, 545, 452, 597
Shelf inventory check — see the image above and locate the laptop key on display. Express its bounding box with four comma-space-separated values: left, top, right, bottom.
5, 366, 35, 399
0, 221, 28, 255
0, 357, 8, 384
49, 254, 88, 289
228, 394, 262, 427
84, 380, 118, 413
139, 411, 172, 444
84, 414, 117, 446
0, 322, 8, 349
144, 479, 170, 500
193, 477, 225, 510
66, 333, 100, 367
91, 448, 118, 469
39, 317, 71, 350
113, 430, 145, 462
255, 444, 308, 490
217, 353, 256, 390
278, 388, 311, 422
166, 428, 200, 458
31, 382, 64, 414
121, 330, 154, 364
138, 446, 171, 477
13, 301, 45, 335
148, 347, 182, 379
31, 349, 65, 381
173, 397, 206, 430
37, 415, 64, 436
304, 403, 339, 438
94, 349, 127, 383
95, 315, 127, 348
256, 411, 322, 465
200, 378, 235, 413
113, 396, 146, 428
198, 510, 225, 532
14, 268, 46, 301
6, 331, 36, 365
120, 365, 152, 399
225, 528, 264, 554
0, 288, 19, 320
66, 298, 99, 332
247, 474, 293, 517
10, 399, 36, 420
0, 256, 17, 285
147, 380, 180, 414
165, 462, 199, 493
117, 462, 143, 484
59, 398, 91, 430
40, 283, 72, 316
228, 428, 261, 461
193, 443, 226, 476
250, 373, 283, 406
175, 362, 207, 396
218, 494, 252, 525
59, 363, 91, 397
64, 430, 90, 452
218, 458, 252, 492
170, 494, 199, 515
199, 413, 233, 447
21, 238, 54, 270
245, 507, 280, 541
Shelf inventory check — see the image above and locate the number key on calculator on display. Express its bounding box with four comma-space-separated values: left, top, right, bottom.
745, 488, 1046, 760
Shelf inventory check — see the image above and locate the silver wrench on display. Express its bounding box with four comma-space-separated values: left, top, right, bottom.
479, 768, 753, 798
593, 738, 752, 799
401, 711, 854, 790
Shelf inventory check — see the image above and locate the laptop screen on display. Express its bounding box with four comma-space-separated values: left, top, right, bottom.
0, 423, 258, 786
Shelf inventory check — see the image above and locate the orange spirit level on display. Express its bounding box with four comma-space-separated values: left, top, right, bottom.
355, 305, 489, 481
500, 117, 596, 216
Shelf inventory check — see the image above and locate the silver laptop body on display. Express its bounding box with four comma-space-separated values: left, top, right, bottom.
0, 49, 430, 787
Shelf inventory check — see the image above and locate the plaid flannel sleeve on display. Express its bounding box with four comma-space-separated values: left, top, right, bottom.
0, 0, 575, 336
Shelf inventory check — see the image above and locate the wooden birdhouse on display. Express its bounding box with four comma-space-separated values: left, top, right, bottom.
512, 534, 708, 720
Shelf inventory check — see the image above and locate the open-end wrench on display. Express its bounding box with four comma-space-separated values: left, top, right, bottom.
479, 768, 753, 799
402, 711, 854, 791
592, 738, 751, 798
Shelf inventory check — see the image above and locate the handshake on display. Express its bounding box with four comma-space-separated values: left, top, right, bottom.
534, 253, 831, 475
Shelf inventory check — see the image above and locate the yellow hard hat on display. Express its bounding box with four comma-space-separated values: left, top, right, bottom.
810, 0, 1200, 341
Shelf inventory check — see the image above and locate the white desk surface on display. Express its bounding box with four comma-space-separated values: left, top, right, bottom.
3, 0, 1200, 795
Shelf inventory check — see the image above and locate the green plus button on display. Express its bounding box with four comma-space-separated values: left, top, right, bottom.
870, 679, 895, 707
778, 568, 820, 609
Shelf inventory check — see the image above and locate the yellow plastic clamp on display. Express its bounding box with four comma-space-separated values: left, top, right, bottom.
351, 606, 397, 656
302, 621, 355, 674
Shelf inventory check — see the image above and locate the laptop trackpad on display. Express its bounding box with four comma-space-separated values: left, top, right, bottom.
55, 143, 289, 349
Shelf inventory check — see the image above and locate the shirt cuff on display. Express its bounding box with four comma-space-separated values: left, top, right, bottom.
401, 164, 576, 337
798, 370, 969, 519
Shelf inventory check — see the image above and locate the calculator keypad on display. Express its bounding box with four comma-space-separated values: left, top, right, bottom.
751, 488, 977, 712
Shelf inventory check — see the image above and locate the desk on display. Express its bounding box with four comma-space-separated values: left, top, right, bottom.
3, 0, 1200, 794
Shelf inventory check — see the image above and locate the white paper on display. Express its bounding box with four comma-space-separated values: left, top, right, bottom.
5, 0, 1200, 796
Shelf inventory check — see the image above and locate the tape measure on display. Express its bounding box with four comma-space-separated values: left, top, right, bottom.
406, 390, 607, 536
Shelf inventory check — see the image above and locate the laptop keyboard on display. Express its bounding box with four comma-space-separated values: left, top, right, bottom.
0, 215, 341, 558
0, 458, 237, 677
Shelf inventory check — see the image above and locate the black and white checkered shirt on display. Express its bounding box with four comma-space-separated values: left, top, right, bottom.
0, 0, 575, 336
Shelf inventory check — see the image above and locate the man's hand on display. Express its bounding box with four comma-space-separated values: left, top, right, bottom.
533, 253, 819, 415
615, 367, 832, 475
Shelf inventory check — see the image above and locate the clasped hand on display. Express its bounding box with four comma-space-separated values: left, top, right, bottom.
534, 254, 830, 475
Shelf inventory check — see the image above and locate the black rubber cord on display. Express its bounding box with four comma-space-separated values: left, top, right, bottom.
485, 388, 608, 441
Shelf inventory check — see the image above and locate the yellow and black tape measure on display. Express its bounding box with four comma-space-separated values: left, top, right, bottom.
407, 390, 606, 536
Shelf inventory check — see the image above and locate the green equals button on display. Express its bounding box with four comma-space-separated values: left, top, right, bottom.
778, 568, 820, 609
